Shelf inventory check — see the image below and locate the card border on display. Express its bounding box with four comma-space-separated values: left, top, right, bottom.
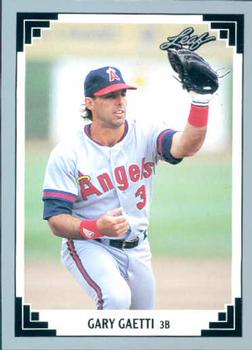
2, 1, 252, 349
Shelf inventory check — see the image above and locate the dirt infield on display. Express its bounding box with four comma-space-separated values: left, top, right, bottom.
25, 257, 231, 310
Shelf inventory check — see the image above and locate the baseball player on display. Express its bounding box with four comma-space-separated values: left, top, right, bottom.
42, 56, 218, 309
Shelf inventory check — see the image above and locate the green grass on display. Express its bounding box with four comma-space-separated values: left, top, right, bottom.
149, 156, 232, 257
24, 141, 62, 261
25, 141, 232, 261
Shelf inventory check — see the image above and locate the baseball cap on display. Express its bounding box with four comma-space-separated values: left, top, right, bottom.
84, 66, 137, 97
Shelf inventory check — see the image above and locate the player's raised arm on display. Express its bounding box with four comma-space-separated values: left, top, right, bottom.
162, 48, 219, 159
170, 104, 208, 158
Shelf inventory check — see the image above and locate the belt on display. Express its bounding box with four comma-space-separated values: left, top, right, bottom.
95, 230, 147, 249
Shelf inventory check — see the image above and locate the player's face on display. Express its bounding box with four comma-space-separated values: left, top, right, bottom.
86, 90, 127, 129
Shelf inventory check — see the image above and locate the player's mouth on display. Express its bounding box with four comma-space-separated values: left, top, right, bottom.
114, 109, 125, 117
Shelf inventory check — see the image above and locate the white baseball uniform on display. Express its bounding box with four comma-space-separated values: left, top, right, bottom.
42, 118, 182, 309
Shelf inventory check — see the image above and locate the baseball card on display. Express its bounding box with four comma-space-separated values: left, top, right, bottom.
1, 0, 252, 349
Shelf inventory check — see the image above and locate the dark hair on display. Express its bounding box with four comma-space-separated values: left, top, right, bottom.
80, 98, 95, 121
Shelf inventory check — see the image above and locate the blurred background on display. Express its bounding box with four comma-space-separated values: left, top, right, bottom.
24, 17, 233, 309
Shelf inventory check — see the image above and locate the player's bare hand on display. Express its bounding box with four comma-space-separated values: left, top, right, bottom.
96, 207, 129, 237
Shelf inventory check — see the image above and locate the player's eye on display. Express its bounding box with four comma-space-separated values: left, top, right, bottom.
103, 93, 116, 99
103, 90, 127, 99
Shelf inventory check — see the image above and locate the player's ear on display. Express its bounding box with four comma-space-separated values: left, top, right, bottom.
85, 97, 95, 110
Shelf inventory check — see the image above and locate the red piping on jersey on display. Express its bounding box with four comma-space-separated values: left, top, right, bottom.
67, 240, 104, 310
43, 190, 76, 202
84, 120, 129, 146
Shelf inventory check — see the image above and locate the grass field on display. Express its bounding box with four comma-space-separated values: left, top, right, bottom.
24, 140, 232, 262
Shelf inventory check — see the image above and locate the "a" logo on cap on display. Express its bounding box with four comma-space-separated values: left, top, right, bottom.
106, 67, 120, 82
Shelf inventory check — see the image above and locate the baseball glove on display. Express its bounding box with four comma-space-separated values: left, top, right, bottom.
166, 48, 219, 94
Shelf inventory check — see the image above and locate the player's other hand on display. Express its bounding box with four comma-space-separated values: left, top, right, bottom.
96, 207, 129, 237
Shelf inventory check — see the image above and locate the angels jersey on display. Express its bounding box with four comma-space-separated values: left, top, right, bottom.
42, 119, 182, 241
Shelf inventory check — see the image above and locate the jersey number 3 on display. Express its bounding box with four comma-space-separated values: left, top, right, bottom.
135, 185, 146, 209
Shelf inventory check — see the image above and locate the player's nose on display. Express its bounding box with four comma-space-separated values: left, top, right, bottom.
115, 93, 126, 105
